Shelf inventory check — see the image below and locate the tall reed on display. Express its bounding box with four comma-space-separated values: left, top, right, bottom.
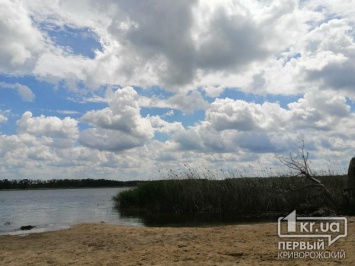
114, 173, 351, 216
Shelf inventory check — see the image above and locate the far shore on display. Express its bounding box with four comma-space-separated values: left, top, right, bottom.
0, 186, 135, 191
1, 218, 354, 265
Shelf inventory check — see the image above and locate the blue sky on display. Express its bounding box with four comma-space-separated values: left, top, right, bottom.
1, 0, 355, 180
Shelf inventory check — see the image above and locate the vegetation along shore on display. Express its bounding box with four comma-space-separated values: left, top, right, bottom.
115, 145, 355, 217
0, 179, 140, 190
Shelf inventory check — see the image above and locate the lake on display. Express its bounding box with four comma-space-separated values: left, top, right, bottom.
0, 187, 142, 235
0, 187, 275, 235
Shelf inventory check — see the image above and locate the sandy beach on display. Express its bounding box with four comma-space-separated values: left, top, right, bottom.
1, 218, 354, 266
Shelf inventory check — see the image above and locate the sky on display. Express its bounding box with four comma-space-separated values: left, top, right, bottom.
1, 0, 355, 181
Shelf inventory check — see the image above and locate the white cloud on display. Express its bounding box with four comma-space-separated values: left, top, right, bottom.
0, 0, 312, 93
150, 116, 184, 135
172, 121, 277, 154
34, 53, 94, 89
162, 110, 174, 117
138, 90, 209, 114
16, 84, 36, 102
0, 0, 351, 97
24, 0, 113, 32
0, 133, 53, 161
288, 91, 351, 130
0, 0, 45, 73
247, 18, 355, 96
202, 85, 225, 98
166, 90, 209, 114
2, 0, 355, 180
302, 19, 355, 92
80, 86, 154, 151
306, 0, 355, 24
79, 128, 150, 152
0, 132, 136, 179
206, 99, 289, 132
17, 111, 78, 139
172, 91, 353, 156
0, 82, 35, 102
0, 113, 7, 123
81, 86, 153, 137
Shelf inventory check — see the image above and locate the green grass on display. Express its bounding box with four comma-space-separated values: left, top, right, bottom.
114, 174, 354, 216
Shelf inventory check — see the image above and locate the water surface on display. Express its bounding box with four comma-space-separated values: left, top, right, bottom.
0, 187, 276, 236
0, 187, 142, 235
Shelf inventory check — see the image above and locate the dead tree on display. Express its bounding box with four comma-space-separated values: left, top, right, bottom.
276, 140, 334, 205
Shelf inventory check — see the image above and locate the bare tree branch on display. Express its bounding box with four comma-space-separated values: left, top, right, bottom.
276, 139, 334, 204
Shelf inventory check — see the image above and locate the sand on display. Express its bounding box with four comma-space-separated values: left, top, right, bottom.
1, 218, 354, 266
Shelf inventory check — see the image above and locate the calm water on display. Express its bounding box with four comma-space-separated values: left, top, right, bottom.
0, 187, 142, 235
0, 187, 275, 235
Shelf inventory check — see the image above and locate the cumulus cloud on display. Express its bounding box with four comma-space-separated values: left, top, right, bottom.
1, 0, 352, 97
235, 132, 292, 154
0, 0, 45, 73
172, 91, 353, 154
0, 132, 146, 180
0, 0, 317, 93
80, 86, 154, 151
34, 53, 94, 88
108, 0, 198, 86
173, 127, 204, 151
150, 116, 184, 135
306, 0, 355, 24
195, 6, 268, 71
248, 17, 355, 96
79, 128, 150, 152
0, 82, 35, 102
302, 19, 355, 91
96, 0, 303, 90
167, 91, 209, 114
81, 86, 153, 137
206, 99, 289, 132
2, 0, 355, 180
17, 111, 78, 139
0, 133, 53, 160
288, 91, 350, 130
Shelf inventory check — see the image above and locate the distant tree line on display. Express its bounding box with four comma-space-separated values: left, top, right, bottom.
0, 179, 140, 190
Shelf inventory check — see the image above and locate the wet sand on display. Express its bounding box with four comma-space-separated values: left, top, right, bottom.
1, 218, 354, 265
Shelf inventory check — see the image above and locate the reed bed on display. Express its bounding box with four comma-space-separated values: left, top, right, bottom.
114, 173, 353, 216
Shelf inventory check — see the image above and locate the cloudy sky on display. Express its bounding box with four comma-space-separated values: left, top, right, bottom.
1, 0, 355, 180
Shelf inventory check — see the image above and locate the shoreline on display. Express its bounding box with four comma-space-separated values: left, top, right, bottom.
1, 218, 354, 265
0, 223, 72, 237
0, 215, 278, 237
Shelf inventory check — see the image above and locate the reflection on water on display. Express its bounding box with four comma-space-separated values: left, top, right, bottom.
0, 187, 143, 235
